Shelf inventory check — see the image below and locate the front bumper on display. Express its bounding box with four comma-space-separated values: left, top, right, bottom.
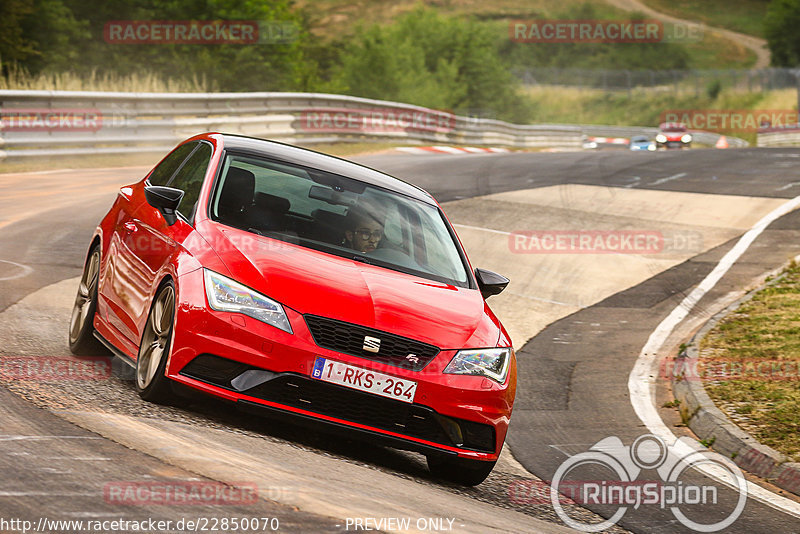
657, 140, 690, 149
167, 268, 515, 460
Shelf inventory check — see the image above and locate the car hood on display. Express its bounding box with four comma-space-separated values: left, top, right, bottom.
201, 224, 501, 350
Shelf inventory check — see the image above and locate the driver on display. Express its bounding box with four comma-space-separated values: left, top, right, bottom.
343, 205, 384, 253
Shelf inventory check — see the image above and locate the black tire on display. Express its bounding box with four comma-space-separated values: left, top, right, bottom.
68, 246, 105, 355
136, 281, 176, 404
427, 455, 497, 486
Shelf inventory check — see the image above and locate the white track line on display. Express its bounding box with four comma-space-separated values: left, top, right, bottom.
0, 260, 33, 281
649, 172, 687, 186
628, 193, 800, 517
452, 223, 510, 236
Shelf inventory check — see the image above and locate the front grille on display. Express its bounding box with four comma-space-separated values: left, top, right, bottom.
304, 315, 439, 371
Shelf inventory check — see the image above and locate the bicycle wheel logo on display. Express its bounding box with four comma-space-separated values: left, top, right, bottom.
550, 434, 747, 532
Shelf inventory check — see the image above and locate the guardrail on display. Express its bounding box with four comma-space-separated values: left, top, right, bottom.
0, 90, 745, 159
758, 126, 800, 147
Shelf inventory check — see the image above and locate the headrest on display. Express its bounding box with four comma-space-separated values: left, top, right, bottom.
218, 167, 255, 214
255, 192, 290, 214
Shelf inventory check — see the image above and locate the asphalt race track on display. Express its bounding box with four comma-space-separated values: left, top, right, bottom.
2, 147, 800, 533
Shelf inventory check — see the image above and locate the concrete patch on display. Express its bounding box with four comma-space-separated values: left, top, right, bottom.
445, 184, 788, 348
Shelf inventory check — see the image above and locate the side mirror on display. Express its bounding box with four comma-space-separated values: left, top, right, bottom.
145, 185, 184, 226
475, 268, 509, 299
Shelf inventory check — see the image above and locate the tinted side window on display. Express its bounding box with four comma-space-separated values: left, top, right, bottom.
146, 142, 197, 186
169, 142, 213, 220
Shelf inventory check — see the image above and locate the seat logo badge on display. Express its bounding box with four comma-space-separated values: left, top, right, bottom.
363, 336, 381, 353
406, 354, 419, 364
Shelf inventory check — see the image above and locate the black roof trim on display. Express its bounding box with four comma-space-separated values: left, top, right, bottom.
217, 133, 436, 205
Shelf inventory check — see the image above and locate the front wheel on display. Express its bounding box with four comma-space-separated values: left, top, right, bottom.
427, 455, 497, 486
136, 281, 176, 403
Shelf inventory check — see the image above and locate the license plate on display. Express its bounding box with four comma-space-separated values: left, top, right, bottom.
311, 357, 417, 403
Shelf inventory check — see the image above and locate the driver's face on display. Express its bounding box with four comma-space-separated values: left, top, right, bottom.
347, 219, 383, 253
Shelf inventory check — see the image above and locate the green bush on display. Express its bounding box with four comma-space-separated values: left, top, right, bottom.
707, 79, 722, 99
765, 0, 800, 66
333, 7, 532, 122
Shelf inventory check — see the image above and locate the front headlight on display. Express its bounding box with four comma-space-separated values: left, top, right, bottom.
656, 134, 667, 143
648, 144, 656, 151
681, 134, 692, 143
203, 269, 292, 334
444, 347, 512, 384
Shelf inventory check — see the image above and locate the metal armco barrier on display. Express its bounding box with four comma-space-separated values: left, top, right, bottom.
0, 90, 748, 159
757, 126, 800, 147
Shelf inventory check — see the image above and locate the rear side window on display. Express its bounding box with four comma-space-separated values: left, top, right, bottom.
147, 142, 197, 186
169, 143, 213, 221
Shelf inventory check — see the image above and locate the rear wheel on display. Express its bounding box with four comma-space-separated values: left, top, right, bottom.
69, 246, 104, 354
426, 455, 497, 486
136, 281, 175, 403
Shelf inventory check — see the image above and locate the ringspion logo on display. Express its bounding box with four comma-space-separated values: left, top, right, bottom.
550, 435, 747, 532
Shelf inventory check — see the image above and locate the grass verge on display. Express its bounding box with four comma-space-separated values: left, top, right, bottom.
699, 261, 800, 461
521, 87, 797, 145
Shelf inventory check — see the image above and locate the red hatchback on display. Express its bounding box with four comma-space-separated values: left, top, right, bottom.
69, 133, 516, 485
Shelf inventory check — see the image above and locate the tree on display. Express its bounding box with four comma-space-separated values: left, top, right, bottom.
335, 8, 531, 122
765, 0, 800, 66
5, 0, 316, 91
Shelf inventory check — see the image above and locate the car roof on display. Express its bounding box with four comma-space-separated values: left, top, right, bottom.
216, 133, 437, 205
659, 122, 687, 131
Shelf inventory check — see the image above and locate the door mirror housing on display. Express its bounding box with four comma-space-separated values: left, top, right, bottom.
475, 268, 509, 299
145, 185, 184, 226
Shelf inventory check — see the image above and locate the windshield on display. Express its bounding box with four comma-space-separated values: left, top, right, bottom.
209, 153, 471, 288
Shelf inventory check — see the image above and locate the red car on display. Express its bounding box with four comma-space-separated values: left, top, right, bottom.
69, 133, 516, 485
656, 122, 692, 149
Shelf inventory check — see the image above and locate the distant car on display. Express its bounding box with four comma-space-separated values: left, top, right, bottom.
656, 123, 692, 149
69, 132, 516, 486
629, 135, 655, 152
